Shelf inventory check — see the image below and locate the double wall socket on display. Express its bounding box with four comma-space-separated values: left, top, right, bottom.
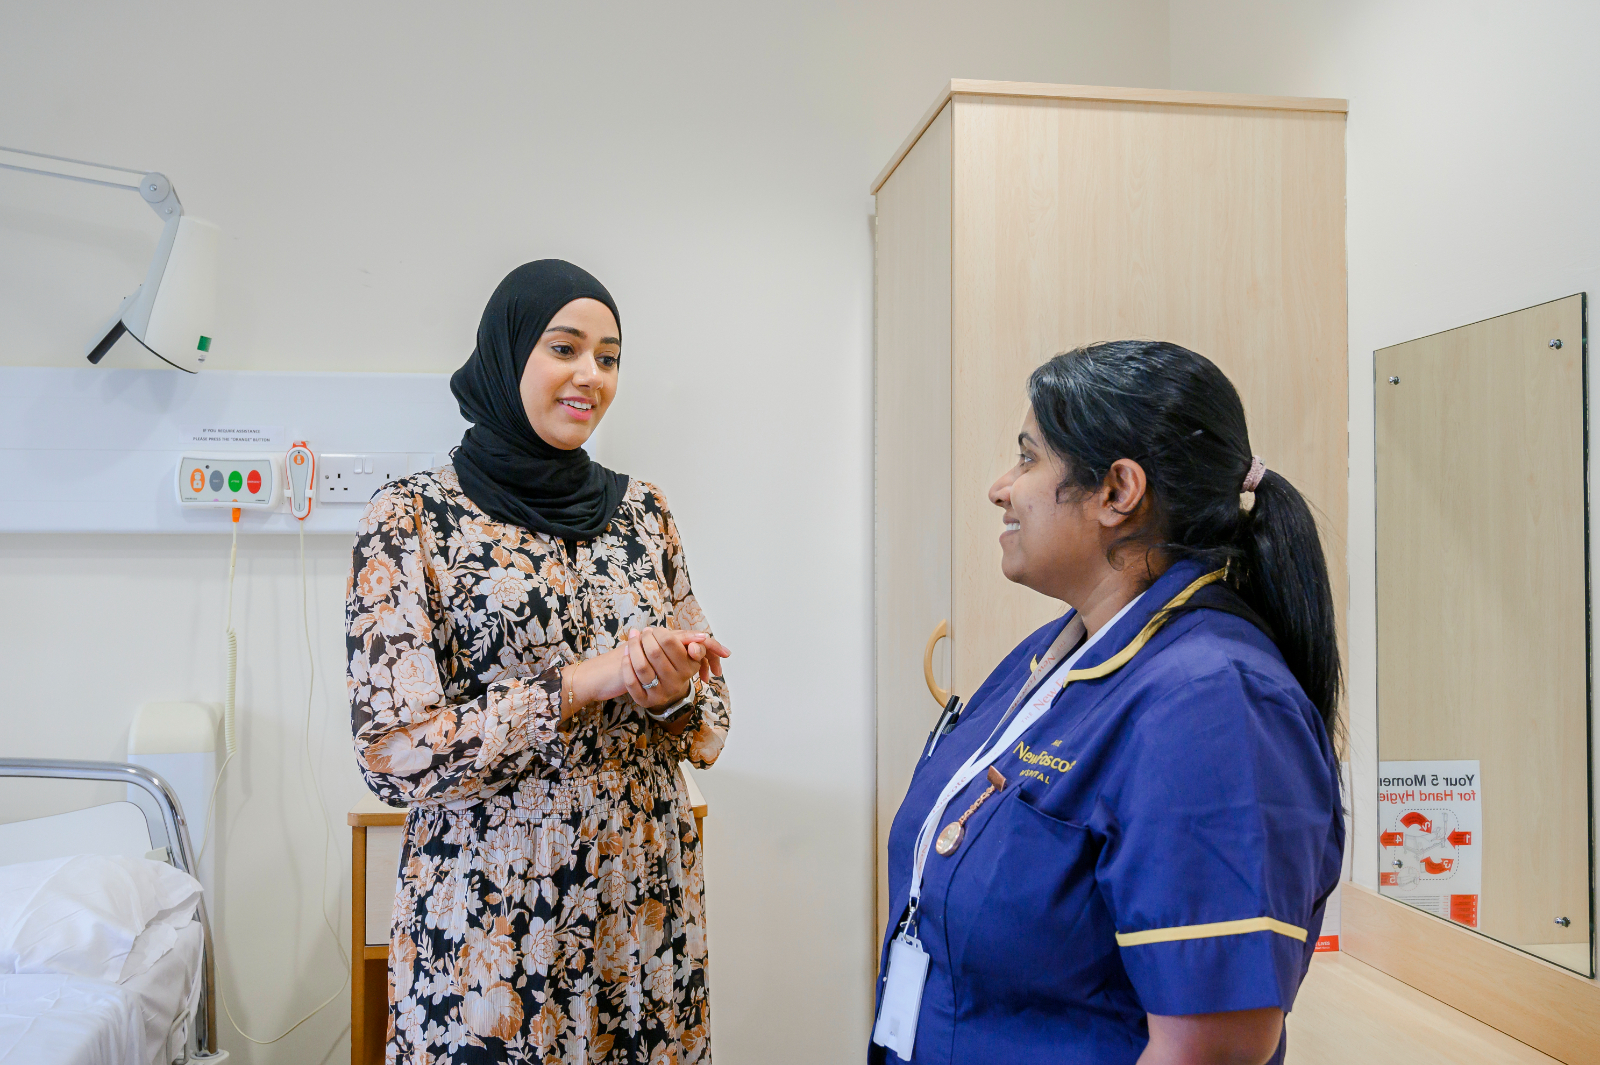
318, 453, 416, 504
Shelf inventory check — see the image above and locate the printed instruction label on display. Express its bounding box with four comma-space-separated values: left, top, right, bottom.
1378, 759, 1481, 928
179, 424, 284, 448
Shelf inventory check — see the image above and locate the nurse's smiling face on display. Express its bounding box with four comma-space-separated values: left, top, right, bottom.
989, 407, 1156, 633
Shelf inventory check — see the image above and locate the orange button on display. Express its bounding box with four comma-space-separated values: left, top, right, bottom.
189, 468, 205, 492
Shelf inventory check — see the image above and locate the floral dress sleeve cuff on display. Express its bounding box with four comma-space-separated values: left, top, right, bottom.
483, 652, 573, 775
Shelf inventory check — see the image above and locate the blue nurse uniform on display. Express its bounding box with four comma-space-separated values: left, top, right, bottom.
874, 559, 1344, 1065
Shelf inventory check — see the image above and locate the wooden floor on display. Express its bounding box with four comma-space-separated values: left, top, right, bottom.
1288, 952, 1559, 1064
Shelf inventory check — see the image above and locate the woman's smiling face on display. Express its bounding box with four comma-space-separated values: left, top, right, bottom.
519, 297, 621, 450
985, 406, 1126, 601
989, 405, 1158, 624
989, 407, 1101, 597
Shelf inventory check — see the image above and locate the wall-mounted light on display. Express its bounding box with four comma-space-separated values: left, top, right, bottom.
0, 145, 219, 373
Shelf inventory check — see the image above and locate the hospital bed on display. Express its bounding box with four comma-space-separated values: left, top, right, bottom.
0, 758, 224, 1064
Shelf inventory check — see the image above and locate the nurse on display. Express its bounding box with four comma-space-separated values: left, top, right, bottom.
873, 341, 1344, 1065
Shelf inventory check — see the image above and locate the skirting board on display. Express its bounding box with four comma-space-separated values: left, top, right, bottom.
1343, 883, 1600, 1063
0, 367, 466, 534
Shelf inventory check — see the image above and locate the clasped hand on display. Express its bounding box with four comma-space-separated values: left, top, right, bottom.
563, 627, 731, 720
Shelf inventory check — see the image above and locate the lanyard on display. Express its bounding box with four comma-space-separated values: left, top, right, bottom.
902, 593, 1145, 929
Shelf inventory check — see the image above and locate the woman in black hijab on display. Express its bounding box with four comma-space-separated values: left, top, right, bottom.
347, 260, 731, 1065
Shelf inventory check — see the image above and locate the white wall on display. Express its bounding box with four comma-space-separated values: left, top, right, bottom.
1169, 0, 1600, 982
0, 3, 1171, 1061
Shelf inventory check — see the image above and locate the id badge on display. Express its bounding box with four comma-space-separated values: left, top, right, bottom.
871, 934, 930, 1059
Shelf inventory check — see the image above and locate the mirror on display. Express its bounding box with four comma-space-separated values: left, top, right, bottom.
1375, 293, 1593, 977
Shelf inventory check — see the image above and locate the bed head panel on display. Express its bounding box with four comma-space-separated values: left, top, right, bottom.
0, 801, 156, 867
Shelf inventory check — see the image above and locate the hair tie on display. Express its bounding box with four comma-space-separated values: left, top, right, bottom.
1241, 456, 1266, 493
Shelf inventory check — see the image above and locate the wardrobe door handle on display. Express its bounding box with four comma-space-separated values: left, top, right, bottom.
923, 619, 951, 707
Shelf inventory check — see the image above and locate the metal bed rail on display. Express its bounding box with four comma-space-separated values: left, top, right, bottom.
0, 757, 223, 1062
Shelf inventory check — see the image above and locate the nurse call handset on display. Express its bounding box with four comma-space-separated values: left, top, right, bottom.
285, 442, 314, 519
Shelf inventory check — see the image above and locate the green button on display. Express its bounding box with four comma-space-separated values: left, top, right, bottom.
228, 470, 243, 492
197, 336, 211, 351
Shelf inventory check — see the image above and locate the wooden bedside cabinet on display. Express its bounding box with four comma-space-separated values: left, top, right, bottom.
346, 770, 707, 1065
348, 796, 405, 1065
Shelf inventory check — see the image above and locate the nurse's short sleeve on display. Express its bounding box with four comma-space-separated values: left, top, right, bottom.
1092, 665, 1340, 1017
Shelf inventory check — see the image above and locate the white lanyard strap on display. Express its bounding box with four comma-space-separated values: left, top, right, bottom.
904, 593, 1147, 919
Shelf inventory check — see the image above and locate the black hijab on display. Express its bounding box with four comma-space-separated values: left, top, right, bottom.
450, 260, 629, 540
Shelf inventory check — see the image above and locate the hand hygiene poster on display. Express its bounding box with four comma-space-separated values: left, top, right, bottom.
1378, 760, 1482, 928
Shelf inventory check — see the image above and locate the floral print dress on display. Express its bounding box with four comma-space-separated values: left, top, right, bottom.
346, 466, 728, 1065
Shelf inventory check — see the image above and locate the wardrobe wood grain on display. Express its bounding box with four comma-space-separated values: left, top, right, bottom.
1344, 884, 1600, 1063
1288, 950, 1558, 1063
872, 102, 953, 945
874, 80, 1348, 193
949, 94, 1348, 698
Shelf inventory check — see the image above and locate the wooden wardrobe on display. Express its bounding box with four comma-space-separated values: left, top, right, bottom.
872, 80, 1349, 937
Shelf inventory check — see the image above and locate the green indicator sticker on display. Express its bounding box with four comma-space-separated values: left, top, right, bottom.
228, 470, 243, 492
197, 336, 211, 351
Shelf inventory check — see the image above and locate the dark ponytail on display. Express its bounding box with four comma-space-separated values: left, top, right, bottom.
1026, 340, 1342, 742
1231, 468, 1342, 732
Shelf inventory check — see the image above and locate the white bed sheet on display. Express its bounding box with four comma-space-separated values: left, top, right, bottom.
0, 974, 142, 1065
124, 919, 202, 1065
0, 920, 202, 1065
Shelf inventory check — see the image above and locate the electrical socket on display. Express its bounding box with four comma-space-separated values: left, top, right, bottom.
317, 453, 413, 504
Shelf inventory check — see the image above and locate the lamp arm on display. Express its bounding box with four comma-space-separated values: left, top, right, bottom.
0, 145, 183, 220
2, 143, 213, 372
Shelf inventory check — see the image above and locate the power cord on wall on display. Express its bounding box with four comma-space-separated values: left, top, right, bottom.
197, 515, 351, 1045
298, 521, 350, 972
197, 511, 240, 863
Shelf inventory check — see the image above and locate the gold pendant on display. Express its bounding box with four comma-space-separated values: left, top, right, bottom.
934, 821, 964, 855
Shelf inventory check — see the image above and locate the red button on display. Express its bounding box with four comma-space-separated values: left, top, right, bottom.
247, 469, 262, 493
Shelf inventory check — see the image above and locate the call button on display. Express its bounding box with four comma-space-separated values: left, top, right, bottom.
247, 470, 262, 494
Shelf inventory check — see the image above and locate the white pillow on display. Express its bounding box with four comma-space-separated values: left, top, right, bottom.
0, 855, 202, 983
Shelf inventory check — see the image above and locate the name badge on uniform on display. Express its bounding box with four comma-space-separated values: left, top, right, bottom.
871, 934, 930, 1059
